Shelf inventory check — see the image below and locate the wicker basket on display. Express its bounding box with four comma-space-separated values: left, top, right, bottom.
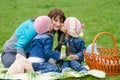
84, 32, 120, 76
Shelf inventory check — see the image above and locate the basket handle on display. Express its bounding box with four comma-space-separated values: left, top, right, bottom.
92, 32, 117, 56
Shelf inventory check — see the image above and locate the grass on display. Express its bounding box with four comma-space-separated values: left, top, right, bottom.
0, 0, 120, 79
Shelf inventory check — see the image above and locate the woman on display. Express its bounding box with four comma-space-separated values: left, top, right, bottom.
48, 8, 66, 52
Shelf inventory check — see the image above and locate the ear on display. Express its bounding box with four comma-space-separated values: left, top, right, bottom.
81, 24, 85, 28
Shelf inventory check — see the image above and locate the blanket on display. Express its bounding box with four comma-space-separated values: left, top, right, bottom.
0, 55, 106, 80
0, 68, 89, 80
0, 57, 86, 80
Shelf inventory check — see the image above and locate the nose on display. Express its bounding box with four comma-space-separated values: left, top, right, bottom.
56, 22, 60, 26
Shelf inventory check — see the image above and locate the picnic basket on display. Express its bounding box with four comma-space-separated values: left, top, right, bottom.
84, 32, 120, 76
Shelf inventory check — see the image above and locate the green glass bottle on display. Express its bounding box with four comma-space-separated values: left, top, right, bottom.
61, 45, 66, 54
61, 45, 70, 61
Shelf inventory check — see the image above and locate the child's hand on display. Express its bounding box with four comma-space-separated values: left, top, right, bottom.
69, 54, 79, 60
61, 54, 66, 59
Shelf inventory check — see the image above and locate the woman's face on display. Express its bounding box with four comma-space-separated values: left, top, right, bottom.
51, 16, 63, 31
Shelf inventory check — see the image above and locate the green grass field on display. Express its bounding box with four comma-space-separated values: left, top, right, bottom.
0, 0, 120, 79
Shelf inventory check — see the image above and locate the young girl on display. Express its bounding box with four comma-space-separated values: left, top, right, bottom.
1, 8, 66, 68
28, 14, 66, 74
61, 17, 88, 72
